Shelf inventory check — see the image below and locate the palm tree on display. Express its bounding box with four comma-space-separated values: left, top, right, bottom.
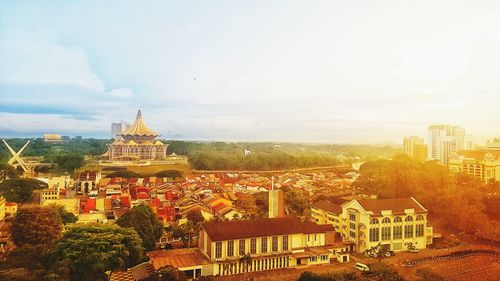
239, 253, 252, 281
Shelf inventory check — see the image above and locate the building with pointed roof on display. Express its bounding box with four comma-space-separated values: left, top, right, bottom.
105, 110, 168, 160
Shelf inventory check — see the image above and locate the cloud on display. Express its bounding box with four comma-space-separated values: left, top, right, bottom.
0, 27, 105, 92
107, 88, 133, 98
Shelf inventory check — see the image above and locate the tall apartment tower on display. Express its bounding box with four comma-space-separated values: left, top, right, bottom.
111, 121, 132, 140
428, 125, 468, 164
268, 177, 285, 218
403, 136, 424, 157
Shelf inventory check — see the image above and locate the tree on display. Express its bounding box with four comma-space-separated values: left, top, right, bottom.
51, 224, 145, 281
155, 170, 183, 179
0, 163, 20, 180
11, 206, 62, 247
52, 153, 84, 172
116, 203, 163, 251
106, 170, 141, 178
186, 209, 204, 224
0, 178, 47, 203
239, 253, 252, 281
153, 266, 187, 281
49, 204, 78, 225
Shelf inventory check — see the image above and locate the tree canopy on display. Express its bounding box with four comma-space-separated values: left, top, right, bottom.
155, 170, 183, 178
51, 224, 145, 281
11, 206, 62, 247
0, 178, 47, 203
116, 203, 163, 251
354, 154, 500, 241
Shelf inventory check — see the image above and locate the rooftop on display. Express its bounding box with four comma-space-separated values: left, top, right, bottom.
202, 217, 335, 241
120, 110, 158, 137
311, 200, 343, 214
355, 197, 427, 215
148, 248, 210, 270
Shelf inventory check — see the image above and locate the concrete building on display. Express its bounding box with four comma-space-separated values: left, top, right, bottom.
111, 121, 132, 140
311, 197, 433, 253
44, 134, 62, 143
428, 125, 470, 164
448, 150, 500, 182
40, 189, 59, 204
403, 136, 424, 157
148, 217, 353, 278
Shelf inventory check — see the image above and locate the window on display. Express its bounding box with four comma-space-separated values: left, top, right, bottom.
215, 241, 222, 258
239, 239, 245, 255
350, 222, 356, 230
394, 217, 402, 223
261, 237, 268, 253
370, 218, 379, 225
272, 236, 278, 252
404, 225, 414, 238
310, 256, 317, 262
416, 215, 424, 221
349, 213, 356, 221
227, 240, 234, 257
282, 235, 288, 251
382, 217, 391, 224
350, 230, 356, 239
393, 225, 402, 239
381, 226, 391, 241
321, 255, 329, 261
369, 227, 379, 242
405, 216, 413, 222
416, 224, 424, 237
250, 238, 257, 254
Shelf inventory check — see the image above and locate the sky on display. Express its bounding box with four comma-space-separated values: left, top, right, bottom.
0, 0, 499, 144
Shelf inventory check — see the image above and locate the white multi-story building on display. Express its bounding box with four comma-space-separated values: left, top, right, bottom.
428, 125, 470, 164
111, 121, 132, 140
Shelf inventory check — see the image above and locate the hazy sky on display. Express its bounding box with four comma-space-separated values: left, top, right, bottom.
1, 0, 499, 143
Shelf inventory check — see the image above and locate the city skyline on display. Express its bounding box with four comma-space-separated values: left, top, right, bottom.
1, 0, 500, 143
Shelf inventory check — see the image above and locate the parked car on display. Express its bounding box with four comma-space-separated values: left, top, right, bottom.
409, 248, 420, 253
384, 250, 395, 257
355, 262, 370, 271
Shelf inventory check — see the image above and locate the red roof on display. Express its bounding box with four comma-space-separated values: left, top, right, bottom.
79, 170, 97, 181
202, 217, 335, 241
120, 196, 131, 208
83, 198, 96, 213
356, 197, 427, 215
5, 202, 17, 207
136, 192, 150, 200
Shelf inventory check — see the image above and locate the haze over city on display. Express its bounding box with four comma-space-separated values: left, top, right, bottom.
1, 0, 499, 143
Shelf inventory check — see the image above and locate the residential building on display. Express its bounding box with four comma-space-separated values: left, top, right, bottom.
448, 150, 500, 182
111, 121, 132, 140
268, 189, 284, 218
40, 189, 59, 204
148, 217, 352, 278
311, 197, 433, 253
428, 125, 469, 164
403, 136, 424, 158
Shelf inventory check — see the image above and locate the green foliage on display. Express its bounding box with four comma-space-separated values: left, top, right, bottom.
0, 178, 47, 203
51, 224, 145, 281
0, 163, 20, 180
106, 170, 141, 178
11, 206, 62, 247
116, 203, 163, 251
354, 155, 500, 241
49, 153, 84, 172
297, 271, 357, 281
186, 210, 204, 224
362, 263, 404, 281
154, 266, 187, 281
155, 170, 183, 178
48, 204, 78, 225
285, 188, 309, 215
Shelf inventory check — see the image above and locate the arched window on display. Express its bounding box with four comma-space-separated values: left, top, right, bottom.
405, 216, 414, 222
382, 217, 391, 224
370, 218, 379, 224
394, 217, 402, 223
416, 215, 424, 221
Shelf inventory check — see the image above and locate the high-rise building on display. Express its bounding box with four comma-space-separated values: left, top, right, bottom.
111, 121, 132, 140
428, 125, 469, 164
403, 136, 424, 157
